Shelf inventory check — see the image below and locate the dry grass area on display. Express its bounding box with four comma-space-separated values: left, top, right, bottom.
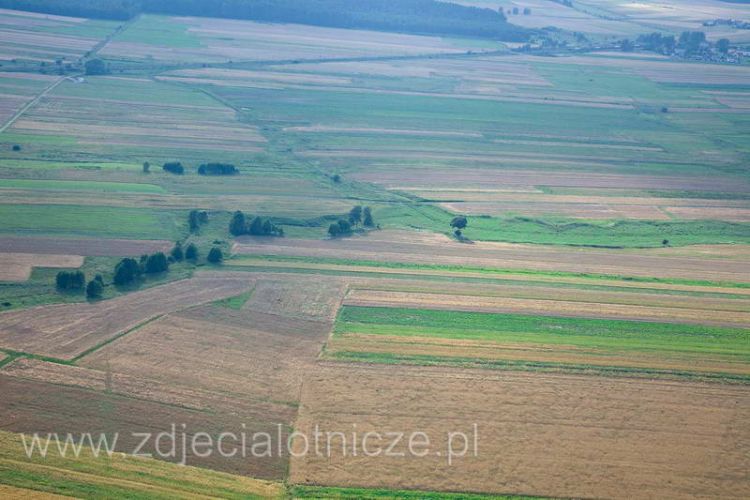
0, 236, 171, 256
233, 231, 750, 283
0, 252, 83, 282
0, 272, 254, 359
291, 363, 750, 498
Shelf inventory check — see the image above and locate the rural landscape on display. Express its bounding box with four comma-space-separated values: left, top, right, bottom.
0, 0, 748, 498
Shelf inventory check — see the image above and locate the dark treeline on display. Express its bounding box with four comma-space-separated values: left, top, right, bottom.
0, 0, 139, 20
198, 163, 238, 176
0, 0, 529, 40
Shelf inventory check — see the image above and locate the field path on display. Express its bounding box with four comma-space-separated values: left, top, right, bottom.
0, 75, 67, 134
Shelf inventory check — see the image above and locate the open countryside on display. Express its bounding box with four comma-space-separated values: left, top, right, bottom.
0, 0, 748, 499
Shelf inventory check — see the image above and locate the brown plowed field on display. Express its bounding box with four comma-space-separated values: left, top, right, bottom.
0, 236, 171, 256
0, 253, 83, 282
290, 363, 750, 499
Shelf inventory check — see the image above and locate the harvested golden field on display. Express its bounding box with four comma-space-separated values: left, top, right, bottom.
0, 252, 83, 282
291, 363, 750, 498
0, 272, 254, 359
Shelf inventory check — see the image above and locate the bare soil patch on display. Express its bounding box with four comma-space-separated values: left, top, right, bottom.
0, 236, 171, 256
0, 253, 83, 282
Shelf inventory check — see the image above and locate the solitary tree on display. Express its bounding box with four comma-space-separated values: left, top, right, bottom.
229, 211, 247, 236
450, 216, 468, 230
142, 161, 150, 173
171, 242, 184, 262
363, 206, 374, 227
207, 247, 223, 263
349, 205, 363, 225
86, 279, 103, 299
185, 243, 198, 261
144, 252, 169, 273
113, 258, 140, 285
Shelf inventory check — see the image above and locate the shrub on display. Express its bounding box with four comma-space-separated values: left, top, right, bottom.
56, 270, 85, 290
162, 161, 184, 175
144, 252, 169, 273
185, 243, 198, 261
207, 247, 223, 263
113, 257, 141, 285
171, 242, 184, 262
86, 279, 103, 299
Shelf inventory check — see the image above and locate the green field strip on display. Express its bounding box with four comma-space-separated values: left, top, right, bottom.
228, 255, 750, 291
329, 351, 750, 385
290, 485, 544, 499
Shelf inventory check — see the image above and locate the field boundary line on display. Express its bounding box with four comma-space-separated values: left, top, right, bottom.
71, 314, 164, 363
0, 75, 70, 134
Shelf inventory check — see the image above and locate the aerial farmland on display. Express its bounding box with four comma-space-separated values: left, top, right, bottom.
0, 0, 748, 499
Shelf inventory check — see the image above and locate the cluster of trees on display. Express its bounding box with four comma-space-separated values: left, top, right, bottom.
55, 270, 104, 298
188, 209, 208, 233
84, 58, 107, 75
328, 205, 375, 237
632, 31, 730, 57
113, 251, 170, 285
162, 161, 185, 175
198, 163, 238, 176
56, 270, 85, 290
0, 0, 530, 40
229, 211, 284, 237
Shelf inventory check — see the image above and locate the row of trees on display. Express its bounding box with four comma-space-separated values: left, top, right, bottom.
198, 163, 238, 176
0, 0, 530, 40
328, 205, 375, 237
56, 270, 104, 299
632, 30, 730, 57
229, 211, 284, 237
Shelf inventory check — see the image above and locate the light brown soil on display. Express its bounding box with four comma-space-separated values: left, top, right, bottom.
0, 253, 83, 282
0, 272, 254, 359
290, 363, 750, 499
0, 236, 171, 256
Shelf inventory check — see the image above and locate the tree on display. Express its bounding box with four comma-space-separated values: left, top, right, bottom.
84, 58, 107, 75
662, 239, 670, 246
197, 163, 238, 175
249, 216, 264, 236
144, 252, 169, 273
56, 270, 84, 290
621, 39, 634, 52
113, 258, 140, 285
171, 242, 184, 262
450, 216, 468, 230
142, 161, 150, 173
162, 161, 184, 175
11, 144, 21, 152
523, 7, 531, 15
207, 247, 223, 263
363, 206, 374, 227
328, 223, 341, 237
337, 219, 352, 234
332, 174, 341, 183
185, 243, 198, 261
717, 38, 730, 54
229, 210, 247, 236
349, 205, 363, 225
86, 279, 103, 299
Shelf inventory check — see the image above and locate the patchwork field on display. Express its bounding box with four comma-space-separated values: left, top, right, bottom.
0, 3, 749, 498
